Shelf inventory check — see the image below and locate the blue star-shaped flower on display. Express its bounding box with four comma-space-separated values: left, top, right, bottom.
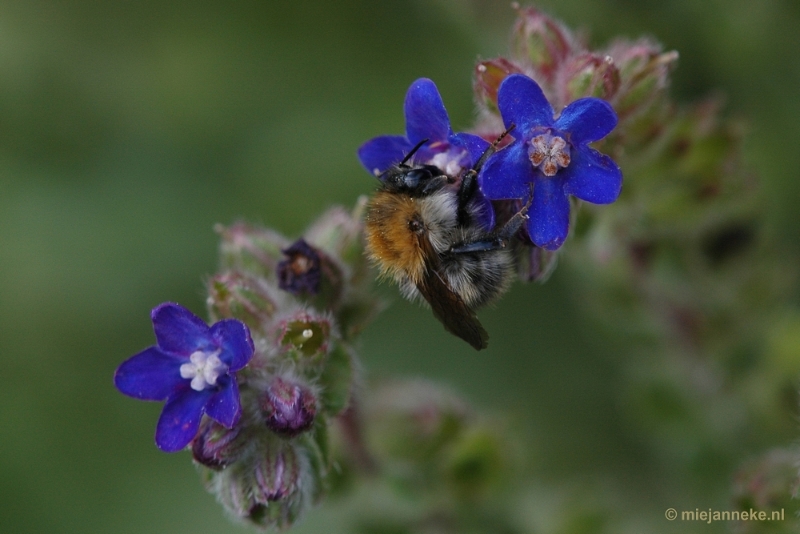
479, 73, 622, 250
358, 78, 496, 229
114, 303, 254, 452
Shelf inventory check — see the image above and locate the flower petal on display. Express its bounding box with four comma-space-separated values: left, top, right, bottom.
155, 388, 211, 452
405, 78, 451, 144
205, 377, 241, 428
555, 97, 618, 145
114, 347, 185, 400
151, 303, 212, 356
357, 135, 412, 175
479, 141, 536, 200
497, 74, 554, 133
562, 147, 623, 204
527, 176, 570, 250
210, 319, 254, 371
450, 132, 490, 168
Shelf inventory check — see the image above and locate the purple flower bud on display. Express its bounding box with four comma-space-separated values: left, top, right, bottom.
277, 239, 322, 296
509, 4, 575, 83
260, 377, 317, 436
191, 417, 245, 470
252, 441, 301, 502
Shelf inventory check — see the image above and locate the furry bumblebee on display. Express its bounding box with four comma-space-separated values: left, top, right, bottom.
364, 132, 529, 350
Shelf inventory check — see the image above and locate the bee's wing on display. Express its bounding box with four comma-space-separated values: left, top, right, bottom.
416, 238, 489, 351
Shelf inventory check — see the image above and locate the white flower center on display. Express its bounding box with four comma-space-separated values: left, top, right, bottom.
429, 151, 464, 177
180, 350, 227, 391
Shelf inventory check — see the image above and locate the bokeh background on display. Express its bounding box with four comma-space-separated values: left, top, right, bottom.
1, 0, 799, 533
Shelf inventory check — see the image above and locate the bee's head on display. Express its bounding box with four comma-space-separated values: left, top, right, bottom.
378, 138, 451, 196
381, 164, 449, 196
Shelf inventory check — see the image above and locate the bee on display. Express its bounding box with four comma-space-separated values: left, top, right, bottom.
364, 129, 529, 350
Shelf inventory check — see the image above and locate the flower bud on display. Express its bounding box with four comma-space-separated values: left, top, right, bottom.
605, 38, 678, 121
366, 380, 470, 462
557, 52, 620, 104
209, 437, 308, 530
474, 58, 524, 114
207, 271, 279, 330
444, 426, 506, 500
509, 4, 575, 83
278, 239, 323, 296
278, 311, 332, 359
260, 377, 317, 436
277, 238, 345, 312
732, 448, 798, 530
253, 439, 302, 503
215, 222, 289, 280
191, 417, 245, 470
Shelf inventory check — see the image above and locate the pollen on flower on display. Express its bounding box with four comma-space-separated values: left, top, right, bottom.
302, 329, 313, 339
180, 350, 228, 391
529, 132, 571, 176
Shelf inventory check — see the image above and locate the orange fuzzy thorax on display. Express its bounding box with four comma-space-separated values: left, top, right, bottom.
364, 191, 426, 285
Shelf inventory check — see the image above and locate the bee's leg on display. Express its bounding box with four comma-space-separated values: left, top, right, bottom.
449, 191, 532, 255
456, 125, 517, 226
456, 169, 478, 227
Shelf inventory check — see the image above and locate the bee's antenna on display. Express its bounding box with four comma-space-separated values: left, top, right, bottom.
472, 123, 516, 173
400, 139, 429, 166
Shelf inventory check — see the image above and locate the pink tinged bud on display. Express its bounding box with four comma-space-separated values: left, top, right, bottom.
509, 4, 575, 83
474, 58, 524, 113
261, 377, 317, 436
191, 418, 244, 470
605, 39, 678, 120
253, 444, 300, 502
208, 271, 279, 330
558, 53, 621, 104
215, 222, 290, 279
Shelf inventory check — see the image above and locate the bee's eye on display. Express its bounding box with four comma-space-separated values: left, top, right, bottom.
402, 168, 431, 189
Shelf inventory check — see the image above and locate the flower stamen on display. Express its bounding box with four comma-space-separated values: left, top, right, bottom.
529, 132, 571, 176
181, 350, 228, 391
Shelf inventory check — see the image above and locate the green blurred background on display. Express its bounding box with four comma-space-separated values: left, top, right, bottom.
1, 0, 799, 533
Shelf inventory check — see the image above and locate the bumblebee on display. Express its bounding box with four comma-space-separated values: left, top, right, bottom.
364, 132, 529, 350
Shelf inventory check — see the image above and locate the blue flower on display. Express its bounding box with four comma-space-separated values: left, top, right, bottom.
479, 73, 622, 250
358, 78, 496, 229
114, 303, 254, 452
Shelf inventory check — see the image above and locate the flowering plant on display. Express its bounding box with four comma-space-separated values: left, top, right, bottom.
112, 5, 799, 533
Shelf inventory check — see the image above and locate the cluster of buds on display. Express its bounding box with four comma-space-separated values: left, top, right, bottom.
475, 4, 677, 129
195, 202, 374, 528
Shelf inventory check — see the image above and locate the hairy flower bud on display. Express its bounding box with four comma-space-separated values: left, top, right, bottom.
216, 222, 289, 280
191, 417, 245, 470
509, 4, 575, 83
605, 39, 678, 121
367, 380, 471, 462
208, 437, 308, 530
732, 448, 798, 531
261, 377, 317, 436
207, 271, 280, 330
278, 311, 332, 359
557, 52, 621, 105
474, 58, 524, 114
